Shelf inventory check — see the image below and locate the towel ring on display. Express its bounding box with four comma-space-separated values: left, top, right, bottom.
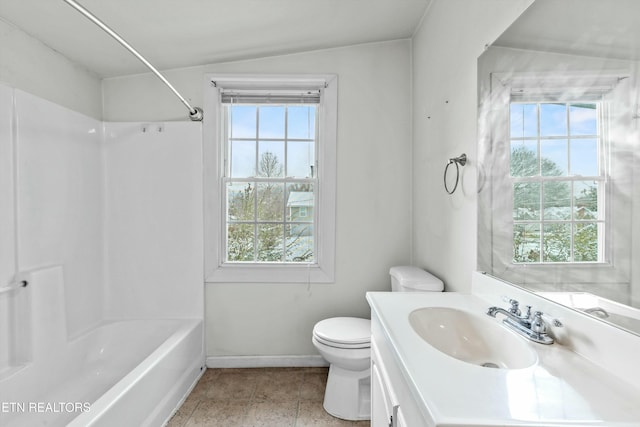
444, 153, 467, 194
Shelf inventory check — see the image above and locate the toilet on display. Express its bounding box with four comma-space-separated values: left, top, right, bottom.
312, 266, 443, 420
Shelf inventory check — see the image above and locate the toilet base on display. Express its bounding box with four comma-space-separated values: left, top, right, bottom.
323, 364, 371, 421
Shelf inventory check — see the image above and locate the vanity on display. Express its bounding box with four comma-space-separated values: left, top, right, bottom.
376, 1, 640, 424
367, 273, 640, 427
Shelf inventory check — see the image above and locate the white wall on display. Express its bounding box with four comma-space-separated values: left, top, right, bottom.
102, 40, 413, 358
411, 0, 533, 292
0, 18, 102, 120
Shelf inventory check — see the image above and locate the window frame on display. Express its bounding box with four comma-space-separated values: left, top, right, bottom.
203, 74, 337, 283
484, 71, 633, 285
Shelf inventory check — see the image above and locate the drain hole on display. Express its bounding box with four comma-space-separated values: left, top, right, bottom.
481, 362, 500, 368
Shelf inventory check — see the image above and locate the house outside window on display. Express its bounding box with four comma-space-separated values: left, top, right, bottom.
203, 74, 337, 283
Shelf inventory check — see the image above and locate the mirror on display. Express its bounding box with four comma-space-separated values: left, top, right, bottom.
477, 0, 640, 336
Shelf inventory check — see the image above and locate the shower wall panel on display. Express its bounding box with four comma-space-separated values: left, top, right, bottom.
103, 122, 203, 319
14, 89, 105, 337
0, 84, 16, 372
0, 85, 15, 288
1, 85, 105, 374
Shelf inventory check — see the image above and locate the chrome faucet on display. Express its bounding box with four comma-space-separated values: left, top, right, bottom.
487, 299, 555, 345
487, 305, 531, 327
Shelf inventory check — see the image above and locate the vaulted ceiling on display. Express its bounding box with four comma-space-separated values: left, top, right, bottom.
0, 0, 430, 78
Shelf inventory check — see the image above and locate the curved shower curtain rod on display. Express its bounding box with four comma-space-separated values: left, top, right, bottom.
62, 0, 203, 121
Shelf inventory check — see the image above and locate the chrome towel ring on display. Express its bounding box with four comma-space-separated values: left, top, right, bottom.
444, 153, 467, 194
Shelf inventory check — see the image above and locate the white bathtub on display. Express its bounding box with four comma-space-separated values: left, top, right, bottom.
0, 318, 204, 427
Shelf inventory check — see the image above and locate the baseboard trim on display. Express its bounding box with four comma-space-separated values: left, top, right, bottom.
206, 355, 328, 369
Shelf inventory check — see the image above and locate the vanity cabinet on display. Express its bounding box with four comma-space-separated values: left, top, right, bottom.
371, 352, 406, 427
371, 316, 431, 427
367, 290, 640, 426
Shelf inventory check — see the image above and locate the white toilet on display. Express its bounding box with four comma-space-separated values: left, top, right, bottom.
312, 266, 443, 420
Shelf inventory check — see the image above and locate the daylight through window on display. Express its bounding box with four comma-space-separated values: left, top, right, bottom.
223, 101, 318, 263
510, 101, 605, 263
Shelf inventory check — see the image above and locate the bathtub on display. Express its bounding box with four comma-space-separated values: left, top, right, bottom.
0, 318, 204, 427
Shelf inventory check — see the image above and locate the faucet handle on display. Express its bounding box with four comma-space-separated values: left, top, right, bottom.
531, 311, 547, 334
508, 299, 521, 316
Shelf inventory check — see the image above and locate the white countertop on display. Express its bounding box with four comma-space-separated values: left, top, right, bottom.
367, 292, 640, 427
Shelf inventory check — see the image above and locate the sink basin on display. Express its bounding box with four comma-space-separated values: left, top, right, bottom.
409, 307, 537, 369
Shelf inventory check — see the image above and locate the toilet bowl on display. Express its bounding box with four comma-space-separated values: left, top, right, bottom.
312, 266, 443, 421
312, 317, 371, 420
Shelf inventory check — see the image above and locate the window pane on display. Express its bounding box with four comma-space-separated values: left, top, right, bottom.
510, 104, 537, 138
227, 182, 255, 220
574, 181, 598, 219
231, 106, 256, 138
543, 181, 571, 220
540, 139, 567, 176
286, 224, 314, 262
540, 103, 567, 136
259, 106, 285, 138
230, 140, 256, 177
257, 183, 284, 221
227, 224, 254, 261
510, 142, 539, 177
574, 222, 599, 262
287, 185, 314, 222
287, 141, 315, 178
570, 138, 598, 176
288, 106, 316, 139
543, 223, 571, 262
258, 143, 284, 177
508, 100, 604, 265
513, 224, 540, 263
513, 182, 540, 220
569, 103, 597, 135
257, 224, 284, 261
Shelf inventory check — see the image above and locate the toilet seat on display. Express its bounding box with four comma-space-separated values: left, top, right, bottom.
313, 317, 371, 349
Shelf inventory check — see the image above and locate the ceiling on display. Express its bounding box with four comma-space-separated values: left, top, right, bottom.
0, 0, 430, 78
493, 0, 640, 61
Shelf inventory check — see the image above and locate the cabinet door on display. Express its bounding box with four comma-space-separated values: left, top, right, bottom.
393, 404, 407, 427
371, 361, 393, 427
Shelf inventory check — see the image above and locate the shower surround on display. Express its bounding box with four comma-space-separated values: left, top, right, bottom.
0, 84, 204, 426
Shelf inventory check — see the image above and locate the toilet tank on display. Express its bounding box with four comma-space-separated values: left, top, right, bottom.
389, 266, 444, 292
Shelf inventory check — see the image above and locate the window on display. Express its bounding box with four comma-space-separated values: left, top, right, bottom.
203, 74, 337, 283
479, 70, 632, 285
510, 101, 605, 263
224, 102, 317, 263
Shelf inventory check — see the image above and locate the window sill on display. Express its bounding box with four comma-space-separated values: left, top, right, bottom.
206, 263, 334, 284
510, 261, 611, 267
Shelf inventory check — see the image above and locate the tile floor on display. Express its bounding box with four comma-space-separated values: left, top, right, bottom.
167, 367, 371, 427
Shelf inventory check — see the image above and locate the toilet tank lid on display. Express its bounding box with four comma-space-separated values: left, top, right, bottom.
389, 266, 444, 291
